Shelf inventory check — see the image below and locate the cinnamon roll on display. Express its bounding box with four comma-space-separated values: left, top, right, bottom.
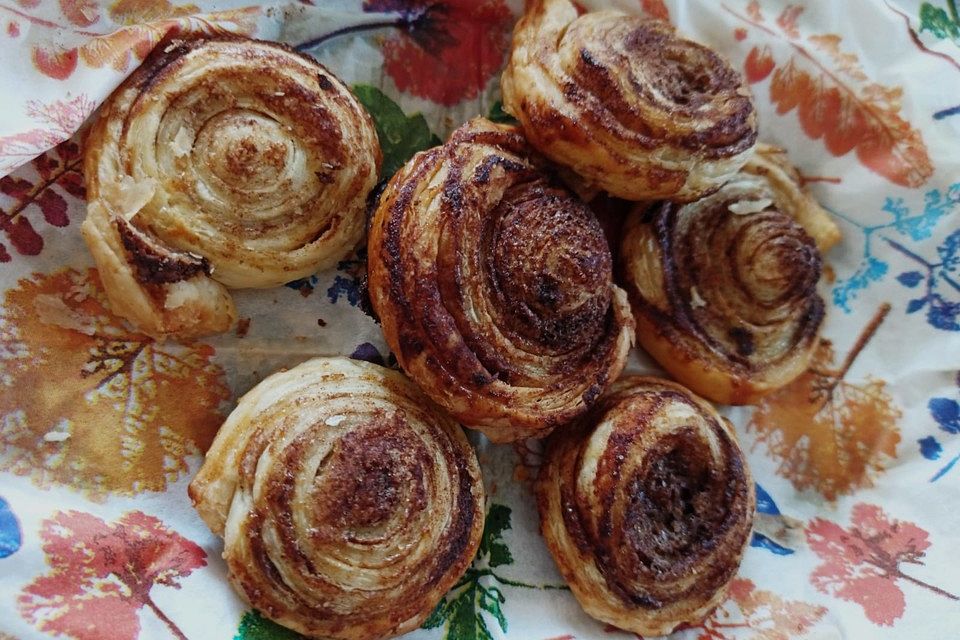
366, 118, 635, 443
501, 0, 758, 202
83, 37, 381, 338
189, 357, 484, 640
537, 376, 755, 636
620, 148, 838, 404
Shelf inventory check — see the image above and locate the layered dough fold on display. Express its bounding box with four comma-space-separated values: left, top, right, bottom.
620, 144, 839, 404
537, 377, 755, 636
367, 118, 635, 442
189, 357, 484, 640
83, 37, 380, 338
501, 0, 758, 202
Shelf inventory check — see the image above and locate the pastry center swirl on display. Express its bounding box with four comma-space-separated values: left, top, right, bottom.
668, 199, 822, 358
578, 393, 749, 608
624, 432, 721, 565
306, 420, 431, 549
561, 18, 744, 120
731, 214, 820, 306
194, 110, 295, 190
487, 180, 612, 352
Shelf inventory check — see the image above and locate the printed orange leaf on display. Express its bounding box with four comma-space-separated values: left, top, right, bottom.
79, 7, 260, 72
744, 45, 775, 83
808, 34, 868, 82
770, 58, 931, 187
108, 0, 199, 25
0, 268, 229, 498
749, 304, 901, 500
59, 0, 100, 27
31, 45, 78, 80
728, 2, 933, 188
775, 4, 804, 39
79, 23, 170, 72
675, 578, 826, 640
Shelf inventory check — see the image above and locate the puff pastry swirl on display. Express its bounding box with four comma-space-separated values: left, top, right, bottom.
536, 376, 755, 636
82, 37, 380, 338
501, 0, 758, 202
367, 118, 635, 443
620, 146, 838, 404
189, 357, 484, 640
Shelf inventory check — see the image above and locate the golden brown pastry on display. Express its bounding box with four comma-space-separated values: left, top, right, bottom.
620, 146, 839, 404
366, 117, 635, 443
501, 0, 758, 202
536, 376, 755, 636
83, 37, 381, 338
189, 357, 484, 640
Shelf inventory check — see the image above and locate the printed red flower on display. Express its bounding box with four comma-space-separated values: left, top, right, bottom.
19, 510, 206, 640
32, 45, 79, 80
806, 503, 958, 626
365, 0, 513, 106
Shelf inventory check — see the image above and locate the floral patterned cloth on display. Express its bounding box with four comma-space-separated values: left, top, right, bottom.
1, 1, 959, 639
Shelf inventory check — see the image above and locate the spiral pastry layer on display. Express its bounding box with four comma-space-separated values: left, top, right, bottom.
83, 37, 381, 338
536, 376, 755, 636
367, 118, 634, 443
501, 0, 758, 202
620, 149, 835, 404
189, 357, 484, 640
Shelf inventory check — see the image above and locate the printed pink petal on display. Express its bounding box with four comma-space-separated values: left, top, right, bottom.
31, 45, 78, 81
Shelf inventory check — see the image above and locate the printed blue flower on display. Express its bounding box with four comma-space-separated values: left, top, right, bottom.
896, 271, 924, 287
0, 496, 22, 559
751, 534, 795, 556
832, 182, 960, 332
939, 229, 960, 272
754, 483, 780, 515
928, 300, 960, 331
749, 484, 795, 556
930, 397, 960, 434
327, 276, 361, 306
350, 342, 384, 365
833, 255, 888, 312
918, 435, 943, 460
285, 275, 319, 294
924, 378, 960, 481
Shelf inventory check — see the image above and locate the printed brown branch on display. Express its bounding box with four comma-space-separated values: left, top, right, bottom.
884, 0, 960, 73
0, 4, 100, 35
811, 302, 891, 411
850, 528, 960, 601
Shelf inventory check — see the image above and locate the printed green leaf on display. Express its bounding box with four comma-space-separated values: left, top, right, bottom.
351, 84, 441, 179
487, 100, 517, 125
919, 2, 960, 40
478, 503, 513, 568
422, 503, 515, 638
447, 583, 495, 640
479, 585, 507, 631
235, 610, 304, 640
422, 599, 449, 629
